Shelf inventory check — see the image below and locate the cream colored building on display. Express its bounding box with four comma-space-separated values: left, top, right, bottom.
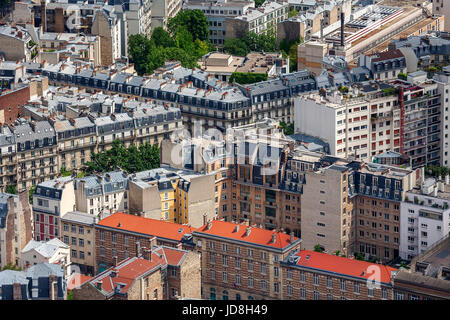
21, 238, 70, 270
151, 0, 182, 30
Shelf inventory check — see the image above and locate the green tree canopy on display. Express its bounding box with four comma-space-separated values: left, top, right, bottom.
223, 32, 277, 56
167, 9, 209, 42
255, 0, 265, 7
5, 184, 16, 195
229, 72, 268, 84
85, 140, 160, 175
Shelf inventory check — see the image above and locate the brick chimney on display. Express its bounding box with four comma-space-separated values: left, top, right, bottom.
49, 274, 58, 300
149, 236, 157, 249
96, 280, 103, 291
271, 233, 276, 243
113, 255, 118, 267
135, 241, 141, 257
290, 232, 295, 243
13, 283, 22, 300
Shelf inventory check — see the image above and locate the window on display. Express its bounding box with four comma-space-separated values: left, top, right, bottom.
261, 280, 267, 291
368, 288, 374, 297
340, 280, 346, 291
287, 285, 293, 296
382, 288, 388, 299
274, 282, 279, 293
248, 277, 254, 288
314, 291, 319, 300
300, 288, 306, 299
222, 272, 228, 282
313, 274, 319, 285
327, 277, 332, 288
354, 283, 360, 294
300, 271, 306, 282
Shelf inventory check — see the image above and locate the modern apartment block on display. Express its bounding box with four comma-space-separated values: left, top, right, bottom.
433, 69, 450, 166
225, 1, 289, 39
192, 219, 302, 300
0, 191, 33, 269
400, 176, 450, 261
184, 0, 254, 46
281, 249, 398, 300
294, 82, 402, 162
0, 126, 17, 192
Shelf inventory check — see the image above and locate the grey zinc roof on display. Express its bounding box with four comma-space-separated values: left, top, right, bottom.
26, 263, 64, 278
14, 121, 55, 143
0, 270, 28, 286
61, 211, 96, 225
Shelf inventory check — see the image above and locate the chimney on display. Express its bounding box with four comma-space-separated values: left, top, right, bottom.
111, 268, 118, 278
113, 255, 118, 267
13, 283, 22, 300
320, 19, 324, 42
203, 213, 208, 226
271, 233, 276, 243
207, 221, 212, 230
234, 225, 239, 233
149, 236, 157, 249
176, 242, 182, 250
290, 232, 295, 243
49, 274, 57, 300
135, 241, 141, 257
96, 280, 103, 291
143, 248, 152, 261
340, 12, 345, 47
245, 227, 251, 236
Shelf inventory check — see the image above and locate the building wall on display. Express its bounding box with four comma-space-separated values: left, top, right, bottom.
127, 268, 164, 300
178, 250, 201, 299
0, 85, 31, 125
0, 35, 27, 61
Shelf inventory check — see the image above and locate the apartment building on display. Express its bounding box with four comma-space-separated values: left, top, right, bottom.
73, 245, 200, 300
74, 171, 129, 219
294, 82, 402, 162
151, 0, 182, 30
281, 249, 397, 300
359, 50, 407, 81
53, 117, 97, 172
432, 0, 450, 32
0, 126, 17, 192
225, 1, 289, 39
433, 69, 450, 167
32, 176, 75, 241
127, 0, 153, 38
192, 219, 302, 300
94, 212, 196, 272
0, 25, 37, 62
184, 0, 254, 46
400, 177, 450, 261
128, 167, 216, 226
61, 211, 97, 275
352, 163, 419, 263
0, 191, 33, 269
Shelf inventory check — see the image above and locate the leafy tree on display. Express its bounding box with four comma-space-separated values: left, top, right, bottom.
398, 73, 407, 81
313, 244, 324, 253
67, 290, 74, 300
289, 9, 298, 18
354, 253, 365, 261
29, 185, 37, 204
5, 184, 16, 195
280, 121, 294, 135
167, 9, 209, 42
85, 140, 160, 174
255, 0, 265, 7
223, 38, 249, 56
60, 166, 72, 177
229, 72, 268, 84
334, 250, 340, 256
151, 27, 175, 48
223, 32, 277, 56
2, 263, 21, 271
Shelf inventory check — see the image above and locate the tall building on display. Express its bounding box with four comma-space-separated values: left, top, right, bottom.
433, 68, 450, 167
151, 0, 182, 30
432, 0, 450, 32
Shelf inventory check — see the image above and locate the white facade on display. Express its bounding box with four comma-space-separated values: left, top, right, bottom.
21, 238, 70, 270
294, 90, 401, 161
151, 0, 182, 30
433, 71, 450, 167
432, 0, 450, 32
400, 178, 450, 260
127, 0, 153, 37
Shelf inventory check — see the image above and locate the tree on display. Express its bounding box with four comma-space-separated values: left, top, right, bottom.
255, 0, 265, 7
151, 27, 175, 48
229, 72, 268, 84
280, 121, 294, 135
5, 184, 16, 195
313, 244, 324, 253
223, 38, 249, 56
29, 185, 37, 204
2, 263, 21, 271
60, 166, 72, 177
167, 9, 209, 42
67, 290, 74, 300
354, 253, 365, 261
289, 9, 298, 18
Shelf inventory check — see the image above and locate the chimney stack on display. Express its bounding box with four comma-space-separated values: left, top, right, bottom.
245, 227, 251, 236
234, 225, 239, 233
135, 241, 141, 257
290, 232, 295, 243
340, 12, 345, 47
96, 280, 103, 291
320, 19, 324, 42
203, 213, 208, 226
150, 236, 157, 249
143, 248, 152, 261
271, 233, 276, 243
207, 221, 212, 230
113, 255, 118, 267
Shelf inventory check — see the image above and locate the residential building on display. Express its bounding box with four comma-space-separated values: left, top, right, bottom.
433, 69, 450, 166
193, 219, 302, 300
53, 117, 97, 172
151, 0, 182, 30
432, 0, 450, 32
359, 49, 407, 81
126, 0, 153, 38
0, 270, 30, 300
73, 171, 129, 219
73, 244, 201, 300
400, 176, 450, 260
20, 238, 70, 270
393, 235, 450, 300
184, 0, 255, 46
61, 211, 97, 276
0, 126, 17, 192
281, 249, 398, 300
94, 212, 196, 272
15, 120, 58, 191
128, 166, 216, 226
0, 191, 33, 269
33, 176, 75, 241
225, 1, 289, 39
0, 25, 37, 61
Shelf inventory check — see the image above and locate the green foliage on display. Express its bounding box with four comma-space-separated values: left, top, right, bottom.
67, 290, 74, 300
5, 184, 16, 195
334, 250, 340, 256
425, 165, 450, 178
288, 9, 298, 18
223, 32, 277, 57
382, 87, 397, 95
279, 37, 302, 72
279, 121, 294, 136
128, 10, 212, 76
2, 263, 21, 271
339, 86, 349, 94
354, 253, 365, 261
29, 185, 37, 204
60, 166, 72, 177
86, 140, 160, 175
167, 9, 209, 42
313, 244, 324, 253
255, 0, 265, 7
229, 72, 268, 84
398, 72, 407, 81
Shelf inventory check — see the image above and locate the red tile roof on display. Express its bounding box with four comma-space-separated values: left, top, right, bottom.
97, 212, 195, 242
291, 250, 398, 284
161, 247, 187, 266
194, 220, 299, 249
89, 251, 167, 296
370, 49, 404, 62
67, 273, 91, 291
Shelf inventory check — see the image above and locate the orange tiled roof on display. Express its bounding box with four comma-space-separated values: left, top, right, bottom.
291, 250, 398, 284
97, 212, 195, 242
161, 247, 186, 266
67, 273, 91, 291
194, 220, 299, 249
